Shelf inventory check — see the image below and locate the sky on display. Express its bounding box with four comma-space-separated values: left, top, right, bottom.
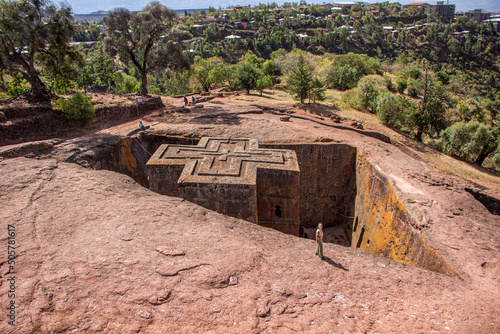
63, 0, 500, 14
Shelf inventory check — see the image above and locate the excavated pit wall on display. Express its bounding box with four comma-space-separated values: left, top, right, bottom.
353, 156, 457, 276
106, 134, 456, 276
260, 143, 357, 230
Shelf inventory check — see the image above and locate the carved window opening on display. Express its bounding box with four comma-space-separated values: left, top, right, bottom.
275, 205, 282, 218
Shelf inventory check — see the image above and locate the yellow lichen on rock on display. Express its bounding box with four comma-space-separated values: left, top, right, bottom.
353, 154, 458, 277
119, 137, 139, 176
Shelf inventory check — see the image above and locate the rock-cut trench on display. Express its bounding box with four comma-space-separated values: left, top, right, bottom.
78, 133, 457, 277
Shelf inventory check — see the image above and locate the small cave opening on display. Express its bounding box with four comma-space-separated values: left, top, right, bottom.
274, 205, 282, 218
76, 133, 458, 277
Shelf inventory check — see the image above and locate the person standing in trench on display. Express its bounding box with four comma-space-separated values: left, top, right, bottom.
316, 223, 324, 260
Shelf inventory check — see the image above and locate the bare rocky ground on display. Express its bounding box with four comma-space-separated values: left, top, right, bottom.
0, 92, 499, 333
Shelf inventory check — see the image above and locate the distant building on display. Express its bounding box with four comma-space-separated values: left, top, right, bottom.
465, 9, 491, 22
321, 3, 335, 10
192, 24, 204, 34
404, 1, 454, 19
430, 1, 455, 19
406, 26, 417, 34
483, 18, 500, 32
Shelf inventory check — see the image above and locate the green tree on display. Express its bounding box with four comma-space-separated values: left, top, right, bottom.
310, 78, 326, 103
332, 53, 380, 81
434, 121, 499, 166
104, 2, 191, 95
236, 62, 260, 94
91, 44, 115, 90
407, 78, 420, 98
256, 75, 273, 96
287, 54, 313, 103
476, 126, 500, 166
0, 0, 77, 100
113, 72, 139, 94
192, 56, 227, 92
447, 37, 462, 58
203, 22, 220, 42
408, 70, 448, 141
262, 60, 282, 84
324, 65, 358, 91
78, 43, 115, 91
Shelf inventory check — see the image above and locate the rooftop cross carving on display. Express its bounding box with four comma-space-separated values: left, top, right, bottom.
147, 138, 299, 185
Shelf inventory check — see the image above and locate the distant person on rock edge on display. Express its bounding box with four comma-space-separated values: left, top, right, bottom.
191, 96, 195, 105
139, 121, 147, 130
183, 95, 188, 106
316, 223, 324, 260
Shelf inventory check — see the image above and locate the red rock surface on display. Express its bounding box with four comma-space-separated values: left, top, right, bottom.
0, 157, 498, 333
0, 94, 499, 333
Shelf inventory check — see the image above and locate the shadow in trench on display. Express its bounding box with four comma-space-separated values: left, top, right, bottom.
322, 256, 349, 271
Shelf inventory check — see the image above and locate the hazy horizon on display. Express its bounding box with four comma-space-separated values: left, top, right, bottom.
64, 0, 500, 15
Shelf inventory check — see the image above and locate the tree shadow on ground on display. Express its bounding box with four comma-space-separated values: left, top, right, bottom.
322, 256, 348, 271
250, 92, 278, 100
188, 112, 242, 126
296, 103, 338, 118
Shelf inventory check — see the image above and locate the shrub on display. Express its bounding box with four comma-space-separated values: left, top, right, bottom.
376, 93, 407, 128
113, 72, 139, 94
436, 71, 450, 85
396, 78, 407, 94
7, 73, 29, 97
324, 65, 358, 91
384, 75, 395, 92
332, 53, 380, 80
341, 88, 363, 110
356, 75, 387, 112
407, 78, 419, 98
434, 121, 492, 160
55, 92, 95, 123
405, 66, 421, 80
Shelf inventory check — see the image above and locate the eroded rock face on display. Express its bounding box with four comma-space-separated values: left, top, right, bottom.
0, 157, 498, 333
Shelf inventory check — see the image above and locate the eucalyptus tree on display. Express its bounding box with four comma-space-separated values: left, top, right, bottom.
0, 0, 77, 100
104, 2, 191, 95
